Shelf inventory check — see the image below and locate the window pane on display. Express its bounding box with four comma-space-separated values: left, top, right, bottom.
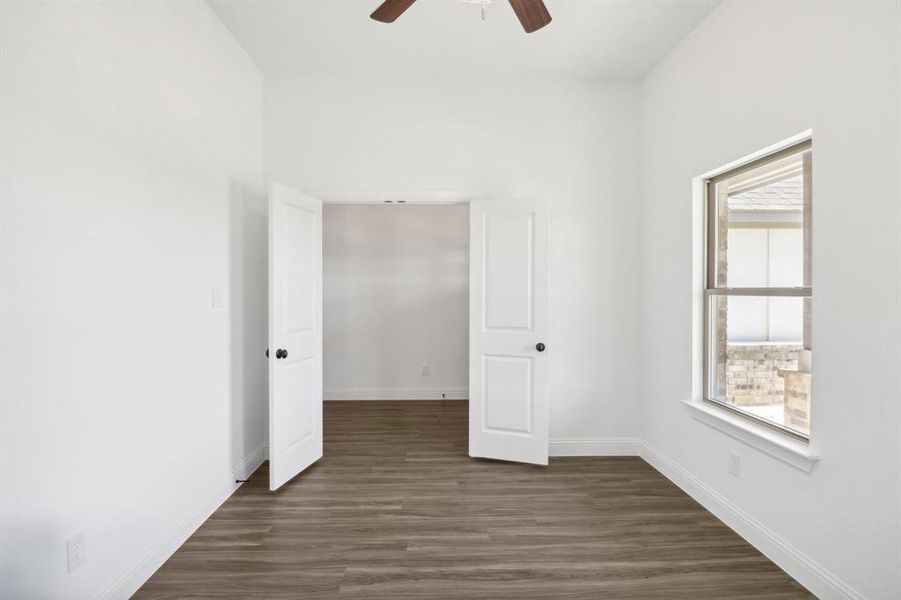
768, 296, 803, 341
727, 229, 767, 287
709, 295, 811, 436
714, 150, 809, 289
768, 229, 803, 287
726, 296, 767, 341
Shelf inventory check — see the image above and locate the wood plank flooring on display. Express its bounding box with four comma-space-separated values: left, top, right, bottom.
135, 400, 812, 599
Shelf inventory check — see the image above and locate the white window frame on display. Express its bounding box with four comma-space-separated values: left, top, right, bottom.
685, 137, 817, 446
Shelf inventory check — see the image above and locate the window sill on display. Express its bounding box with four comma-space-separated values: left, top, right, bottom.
682, 399, 819, 473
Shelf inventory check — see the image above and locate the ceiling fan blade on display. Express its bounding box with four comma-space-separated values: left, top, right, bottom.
508, 0, 552, 33
371, 0, 418, 23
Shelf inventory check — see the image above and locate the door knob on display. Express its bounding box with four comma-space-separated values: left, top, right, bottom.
266, 348, 269, 358
275, 349, 288, 359
536, 343, 546, 352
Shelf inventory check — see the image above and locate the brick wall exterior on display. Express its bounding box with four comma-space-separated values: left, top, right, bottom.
726, 343, 802, 406
779, 369, 811, 434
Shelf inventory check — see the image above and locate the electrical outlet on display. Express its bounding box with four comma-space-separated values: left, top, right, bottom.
727, 452, 741, 478
211, 286, 224, 309
421, 364, 430, 376
67, 532, 86, 573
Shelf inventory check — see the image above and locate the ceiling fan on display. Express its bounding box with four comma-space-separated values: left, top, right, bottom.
371, 0, 552, 34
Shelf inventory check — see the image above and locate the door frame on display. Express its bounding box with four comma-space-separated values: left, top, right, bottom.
310, 188, 478, 206
306, 188, 550, 464
316, 187, 475, 403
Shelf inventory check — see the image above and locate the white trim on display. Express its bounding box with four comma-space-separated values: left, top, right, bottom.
691, 174, 707, 412
693, 131, 813, 404
307, 188, 478, 204
691, 132, 818, 470
324, 387, 468, 401
98, 443, 268, 600
697, 130, 813, 181
682, 400, 819, 473
640, 442, 862, 600
549, 438, 642, 457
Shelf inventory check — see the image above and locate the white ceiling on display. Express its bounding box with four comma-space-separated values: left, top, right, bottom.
210, 0, 718, 79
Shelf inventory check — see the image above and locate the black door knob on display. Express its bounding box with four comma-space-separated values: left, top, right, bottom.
275, 349, 288, 359
266, 348, 269, 358
536, 343, 546, 352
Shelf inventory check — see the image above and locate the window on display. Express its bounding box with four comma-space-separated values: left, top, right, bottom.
704, 140, 812, 439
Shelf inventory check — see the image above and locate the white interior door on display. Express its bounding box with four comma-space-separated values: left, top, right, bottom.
269, 183, 323, 490
469, 200, 549, 465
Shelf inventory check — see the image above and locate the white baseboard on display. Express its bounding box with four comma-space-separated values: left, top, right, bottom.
98, 443, 268, 600
549, 438, 642, 457
640, 442, 863, 600
324, 387, 468, 401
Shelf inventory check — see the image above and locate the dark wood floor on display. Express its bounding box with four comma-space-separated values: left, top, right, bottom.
136, 400, 811, 599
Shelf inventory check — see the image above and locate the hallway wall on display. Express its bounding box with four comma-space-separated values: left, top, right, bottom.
322, 204, 469, 400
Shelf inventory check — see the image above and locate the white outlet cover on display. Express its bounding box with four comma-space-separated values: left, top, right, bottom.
728, 452, 741, 478
421, 364, 431, 376
211, 286, 224, 309
67, 532, 86, 573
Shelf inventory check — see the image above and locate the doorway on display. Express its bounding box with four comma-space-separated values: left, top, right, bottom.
267, 186, 550, 490
322, 203, 470, 402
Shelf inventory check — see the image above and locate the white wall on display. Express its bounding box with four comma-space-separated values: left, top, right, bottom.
266, 76, 643, 443
639, 2, 900, 598
0, 2, 266, 598
322, 204, 469, 399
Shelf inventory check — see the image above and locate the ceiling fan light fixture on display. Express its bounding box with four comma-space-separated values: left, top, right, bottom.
370, 0, 551, 33
462, 0, 492, 21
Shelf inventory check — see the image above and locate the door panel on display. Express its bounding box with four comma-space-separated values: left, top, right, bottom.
269, 183, 323, 491
483, 355, 532, 433
484, 212, 534, 330
470, 200, 549, 465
